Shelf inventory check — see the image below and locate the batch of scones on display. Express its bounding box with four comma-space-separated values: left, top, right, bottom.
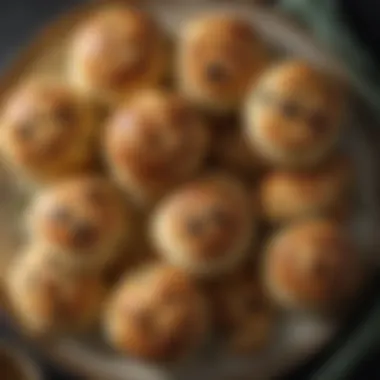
0, 4, 365, 363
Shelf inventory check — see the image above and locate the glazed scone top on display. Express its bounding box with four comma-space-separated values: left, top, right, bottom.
104, 264, 208, 361
6, 248, 105, 335
245, 60, 345, 168
26, 177, 131, 259
178, 14, 268, 111
263, 219, 362, 312
151, 174, 254, 276
0, 79, 93, 182
69, 5, 167, 102
259, 154, 352, 223
105, 89, 209, 204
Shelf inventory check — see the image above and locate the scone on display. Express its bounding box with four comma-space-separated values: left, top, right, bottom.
207, 266, 275, 354
150, 174, 254, 276
69, 5, 168, 104
244, 60, 345, 168
26, 177, 132, 271
6, 249, 105, 336
263, 219, 362, 313
104, 90, 209, 206
0, 79, 95, 185
104, 264, 208, 362
177, 14, 268, 113
259, 154, 353, 224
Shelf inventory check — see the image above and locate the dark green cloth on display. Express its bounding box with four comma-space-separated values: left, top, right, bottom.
311, 299, 380, 380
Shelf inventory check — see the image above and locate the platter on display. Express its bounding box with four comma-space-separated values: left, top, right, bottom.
0, 1, 379, 380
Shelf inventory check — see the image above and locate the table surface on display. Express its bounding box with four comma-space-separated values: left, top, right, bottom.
0, 1, 379, 380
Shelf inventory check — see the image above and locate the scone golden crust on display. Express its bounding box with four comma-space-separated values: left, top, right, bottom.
177, 14, 268, 112
104, 90, 209, 206
244, 60, 345, 168
259, 154, 353, 224
104, 264, 208, 362
150, 174, 254, 276
6, 249, 105, 336
0, 80, 94, 184
207, 267, 275, 354
69, 5, 168, 103
263, 219, 362, 313
26, 177, 132, 271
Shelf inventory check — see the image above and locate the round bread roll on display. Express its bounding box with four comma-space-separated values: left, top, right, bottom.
263, 219, 362, 313
259, 154, 353, 224
177, 14, 268, 113
150, 174, 254, 276
244, 60, 345, 168
0, 79, 95, 185
104, 264, 208, 362
6, 248, 105, 336
69, 5, 168, 103
207, 266, 275, 354
26, 177, 132, 271
104, 90, 209, 206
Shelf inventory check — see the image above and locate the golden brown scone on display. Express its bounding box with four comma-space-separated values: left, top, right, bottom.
150, 174, 254, 277
69, 5, 168, 104
263, 219, 363, 313
259, 154, 353, 224
0, 79, 95, 185
177, 14, 268, 113
104, 90, 209, 206
104, 264, 208, 362
6, 249, 105, 336
207, 266, 275, 354
26, 177, 132, 271
244, 60, 345, 168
